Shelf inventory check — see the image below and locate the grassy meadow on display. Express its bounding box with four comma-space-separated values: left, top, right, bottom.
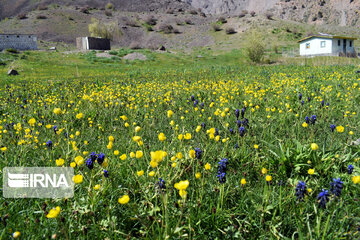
0, 49, 360, 239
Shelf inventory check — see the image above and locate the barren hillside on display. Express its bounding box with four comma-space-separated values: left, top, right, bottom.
184, 0, 360, 26
0, 0, 192, 20
1, 0, 360, 51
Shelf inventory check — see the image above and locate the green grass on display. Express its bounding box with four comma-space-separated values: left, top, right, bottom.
0, 50, 360, 239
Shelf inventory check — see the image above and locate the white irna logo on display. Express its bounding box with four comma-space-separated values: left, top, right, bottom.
8, 172, 69, 188
4, 167, 74, 198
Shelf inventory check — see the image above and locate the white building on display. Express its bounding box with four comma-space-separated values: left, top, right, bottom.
299, 34, 357, 57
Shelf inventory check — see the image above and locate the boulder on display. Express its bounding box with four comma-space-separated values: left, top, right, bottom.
7, 69, 19, 76
49, 47, 56, 50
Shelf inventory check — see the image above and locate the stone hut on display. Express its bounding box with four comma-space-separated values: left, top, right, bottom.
0, 34, 38, 50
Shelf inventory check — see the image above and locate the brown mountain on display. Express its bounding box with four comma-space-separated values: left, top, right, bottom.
0, 0, 192, 20
184, 0, 360, 26
2, 0, 360, 26
0, 0, 359, 51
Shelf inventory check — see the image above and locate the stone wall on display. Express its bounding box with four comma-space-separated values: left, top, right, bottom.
0, 34, 38, 50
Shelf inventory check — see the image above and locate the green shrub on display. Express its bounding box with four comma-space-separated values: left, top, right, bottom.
118, 48, 133, 57
212, 24, 221, 32
6, 48, 19, 54
105, 3, 114, 10
88, 18, 121, 40
245, 31, 266, 63
217, 16, 227, 24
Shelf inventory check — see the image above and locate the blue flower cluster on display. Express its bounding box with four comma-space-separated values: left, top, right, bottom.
46, 140, 52, 149
235, 109, 240, 119
86, 152, 105, 170
195, 148, 202, 160
310, 115, 317, 125
217, 158, 228, 184
239, 127, 245, 137
296, 177, 345, 208
295, 181, 307, 201
330, 124, 336, 132
314, 178, 344, 208
103, 170, 109, 178
330, 178, 343, 197
157, 178, 166, 189
317, 189, 330, 209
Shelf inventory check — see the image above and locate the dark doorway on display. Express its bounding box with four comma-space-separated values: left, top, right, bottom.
343, 39, 346, 54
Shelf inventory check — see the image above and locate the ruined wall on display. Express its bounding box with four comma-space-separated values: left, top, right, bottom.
76, 37, 110, 50
88, 37, 110, 50
0, 34, 37, 50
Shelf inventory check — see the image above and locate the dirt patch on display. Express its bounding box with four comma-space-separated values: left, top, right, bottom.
96, 52, 113, 58
123, 52, 147, 61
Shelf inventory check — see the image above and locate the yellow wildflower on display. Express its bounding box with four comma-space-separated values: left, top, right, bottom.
118, 195, 130, 204
205, 163, 211, 170
55, 158, 65, 167
184, 133, 192, 140
352, 176, 360, 184
12, 231, 21, 238
189, 150, 195, 159
28, 118, 36, 126
336, 125, 344, 133
137, 170, 144, 176
53, 108, 62, 115
76, 113, 83, 119
73, 174, 83, 184
311, 143, 319, 151
158, 133, 166, 141
167, 110, 174, 118
74, 156, 84, 165
308, 169, 315, 175
46, 206, 61, 218
241, 178, 246, 185
136, 151, 143, 159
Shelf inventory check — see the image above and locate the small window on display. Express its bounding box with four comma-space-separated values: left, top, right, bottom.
17, 35, 19, 38
28, 36, 31, 38
350, 40, 352, 47
306, 43, 310, 49
320, 41, 326, 48
338, 40, 341, 46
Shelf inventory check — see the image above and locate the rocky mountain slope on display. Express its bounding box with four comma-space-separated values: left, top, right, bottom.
2, 0, 360, 26
183, 0, 278, 15
1, 0, 360, 51
183, 0, 360, 26
0, 0, 192, 20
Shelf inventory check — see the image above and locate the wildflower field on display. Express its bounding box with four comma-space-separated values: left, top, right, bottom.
0, 51, 360, 239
